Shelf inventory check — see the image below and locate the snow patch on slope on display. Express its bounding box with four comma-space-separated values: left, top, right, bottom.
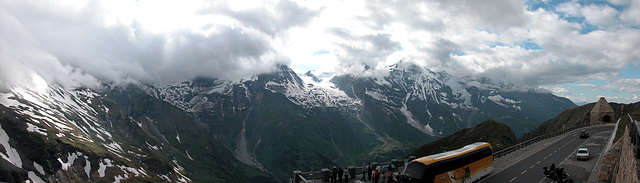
143, 80, 236, 112
58, 152, 80, 171
26, 123, 47, 136
34, 162, 45, 175
0, 84, 121, 159
488, 95, 521, 110
28, 171, 45, 183
365, 90, 389, 103
400, 95, 435, 136
295, 73, 361, 109
0, 122, 22, 167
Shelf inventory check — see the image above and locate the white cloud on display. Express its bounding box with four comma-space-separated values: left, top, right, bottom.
1, 0, 639, 104
547, 87, 569, 93
581, 4, 619, 28
620, 0, 640, 26
1, 0, 298, 90
577, 83, 596, 87
555, 2, 581, 17
200, 0, 320, 36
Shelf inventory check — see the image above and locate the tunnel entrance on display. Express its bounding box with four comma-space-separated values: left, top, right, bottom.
602, 115, 611, 123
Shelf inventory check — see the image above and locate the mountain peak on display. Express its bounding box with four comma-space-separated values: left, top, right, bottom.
259, 65, 306, 93
304, 71, 322, 83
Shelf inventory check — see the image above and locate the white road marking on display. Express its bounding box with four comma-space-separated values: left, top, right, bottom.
480, 126, 613, 183
521, 170, 527, 174
530, 165, 535, 169
559, 128, 606, 167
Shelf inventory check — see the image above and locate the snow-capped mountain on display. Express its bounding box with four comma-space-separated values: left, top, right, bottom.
331, 61, 575, 137
0, 63, 575, 182
139, 63, 574, 179
0, 81, 271, 182
0, 84, 191, 182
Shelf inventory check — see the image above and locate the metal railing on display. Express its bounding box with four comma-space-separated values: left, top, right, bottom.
292, 161, 405, 183
292, 121, 604, 182
493, 123, 592, 158
627, 113, 640, 159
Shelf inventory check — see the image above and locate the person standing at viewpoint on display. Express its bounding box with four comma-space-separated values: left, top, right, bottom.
367, 162, 372, 181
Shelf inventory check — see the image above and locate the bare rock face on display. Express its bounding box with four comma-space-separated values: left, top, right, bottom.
1, 64, 578, 182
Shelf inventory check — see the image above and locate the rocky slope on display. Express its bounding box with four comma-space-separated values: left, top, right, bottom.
0, 83, 270, 182
0, 63, 577, 182
330, 62, 576, 137
142, 63, 574, 179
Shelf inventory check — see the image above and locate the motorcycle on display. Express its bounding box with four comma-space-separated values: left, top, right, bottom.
543, 166, 573, 183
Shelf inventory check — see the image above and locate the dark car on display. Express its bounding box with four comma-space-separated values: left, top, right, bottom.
580, 130, 589, 138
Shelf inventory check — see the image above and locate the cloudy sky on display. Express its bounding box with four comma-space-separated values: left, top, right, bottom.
1, 0, 639, 104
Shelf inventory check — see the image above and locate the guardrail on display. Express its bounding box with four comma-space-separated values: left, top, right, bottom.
291, 160, 405, 183
292, 122, 602, 182
627, 113, 640, 159
493, 123, 592, 158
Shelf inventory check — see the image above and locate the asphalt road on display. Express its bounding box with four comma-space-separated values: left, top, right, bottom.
480, 125, 614, 183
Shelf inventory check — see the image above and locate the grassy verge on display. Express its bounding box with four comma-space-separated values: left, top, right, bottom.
614, 113, 640, 143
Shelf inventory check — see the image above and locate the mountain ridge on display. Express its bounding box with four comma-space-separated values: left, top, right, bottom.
0, 63, 577, 182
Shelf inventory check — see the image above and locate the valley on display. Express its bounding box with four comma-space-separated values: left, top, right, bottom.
0, 63, 579, 182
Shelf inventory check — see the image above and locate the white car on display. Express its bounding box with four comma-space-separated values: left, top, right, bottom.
576, 148, 589, 160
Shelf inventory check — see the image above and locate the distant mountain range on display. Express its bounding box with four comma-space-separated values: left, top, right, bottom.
0, 62, 576, 182
406, 100, 640, 162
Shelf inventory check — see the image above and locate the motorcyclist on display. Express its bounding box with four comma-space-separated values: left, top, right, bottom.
543, 165, 572, 183
555, 167, 564, 181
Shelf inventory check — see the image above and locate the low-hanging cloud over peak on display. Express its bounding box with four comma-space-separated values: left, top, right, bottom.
1, 0, 296, 91
1, 0, 639, 103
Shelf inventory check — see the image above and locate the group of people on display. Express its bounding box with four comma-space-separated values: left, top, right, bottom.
359, 162, 397, 183
329, 166, 349, 183
327, 162, 400, 183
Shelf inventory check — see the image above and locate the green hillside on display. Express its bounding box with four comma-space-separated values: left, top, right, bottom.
610, 102, 640, 142
520, 101, 640, 142
407, 120, 517, 158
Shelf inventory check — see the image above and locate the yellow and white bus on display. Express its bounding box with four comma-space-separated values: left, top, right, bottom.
401, 142, 494, 183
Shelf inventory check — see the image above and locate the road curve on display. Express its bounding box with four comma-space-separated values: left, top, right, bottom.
480, 125, 614, 183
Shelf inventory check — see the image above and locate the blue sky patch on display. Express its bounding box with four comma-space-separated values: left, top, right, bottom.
543, 78, 636, 105
489, 42, 506, 48
521, 39, 542, 50
312, 49, 330, 56
528, 0, 614, 34
527, 0, 622, 12
619, 63, 640, 78
451, 50, 465, 56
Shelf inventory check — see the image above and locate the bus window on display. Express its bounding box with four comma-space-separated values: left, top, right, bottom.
403, 161, 427, 180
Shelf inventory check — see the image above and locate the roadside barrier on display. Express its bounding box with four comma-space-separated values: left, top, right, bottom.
291, 122, 609, 182
494, 123, 593, 158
